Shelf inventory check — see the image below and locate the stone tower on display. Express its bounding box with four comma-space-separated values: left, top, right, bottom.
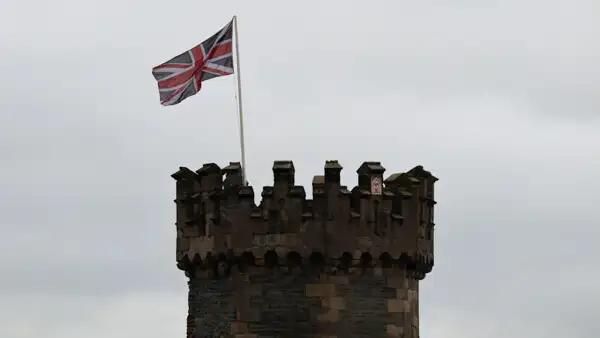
171, 160, 438, 338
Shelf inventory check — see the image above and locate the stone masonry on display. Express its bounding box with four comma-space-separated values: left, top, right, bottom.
171, 160, 438, 338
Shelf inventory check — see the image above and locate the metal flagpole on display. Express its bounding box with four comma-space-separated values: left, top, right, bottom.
232, 15, 248, 186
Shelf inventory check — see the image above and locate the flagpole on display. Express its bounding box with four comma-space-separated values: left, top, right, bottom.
232, 15, 248, 186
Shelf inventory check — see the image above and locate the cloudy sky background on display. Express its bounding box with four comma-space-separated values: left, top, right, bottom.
1, 1, 599, 337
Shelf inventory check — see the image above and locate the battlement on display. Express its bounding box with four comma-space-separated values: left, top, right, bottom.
172, 160, 438, 280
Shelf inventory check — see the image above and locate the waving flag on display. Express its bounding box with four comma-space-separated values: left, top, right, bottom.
152, 20, 234, 106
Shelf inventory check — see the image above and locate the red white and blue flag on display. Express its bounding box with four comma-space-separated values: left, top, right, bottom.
152, 20, 234, 106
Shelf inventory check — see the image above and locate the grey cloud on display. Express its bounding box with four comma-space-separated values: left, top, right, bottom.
1, 0, 599, 337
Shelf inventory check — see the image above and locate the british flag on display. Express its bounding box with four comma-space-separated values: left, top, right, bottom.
152, 20, 234, 106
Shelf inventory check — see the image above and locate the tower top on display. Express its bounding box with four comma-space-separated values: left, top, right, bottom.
172, 160, 437, 280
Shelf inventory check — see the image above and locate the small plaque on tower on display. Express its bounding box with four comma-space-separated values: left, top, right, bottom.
371, 176, 382, 195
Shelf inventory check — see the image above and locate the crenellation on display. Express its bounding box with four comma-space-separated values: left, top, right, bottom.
384, 174, 413, 228
172, 160, 438, 337
238, 185, 255, 199
222, 162, 244, 207
172, 161, 436, 268
272, 160, 295, 199
195, 162, 222, 192
324, 160, 342, 186
172, 167, 197, 222
236, 185, 256, 215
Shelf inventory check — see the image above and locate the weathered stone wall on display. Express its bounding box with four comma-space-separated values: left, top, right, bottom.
172, 161, 437, 338
187, 267, 419, 338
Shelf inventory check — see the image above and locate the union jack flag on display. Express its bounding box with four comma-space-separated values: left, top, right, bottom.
152, 19, 234, 106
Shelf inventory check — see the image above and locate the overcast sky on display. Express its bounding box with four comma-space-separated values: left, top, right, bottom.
1, 1, 599, 337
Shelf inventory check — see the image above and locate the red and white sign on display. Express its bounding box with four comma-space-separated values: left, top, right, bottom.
371, 176, 382, 195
